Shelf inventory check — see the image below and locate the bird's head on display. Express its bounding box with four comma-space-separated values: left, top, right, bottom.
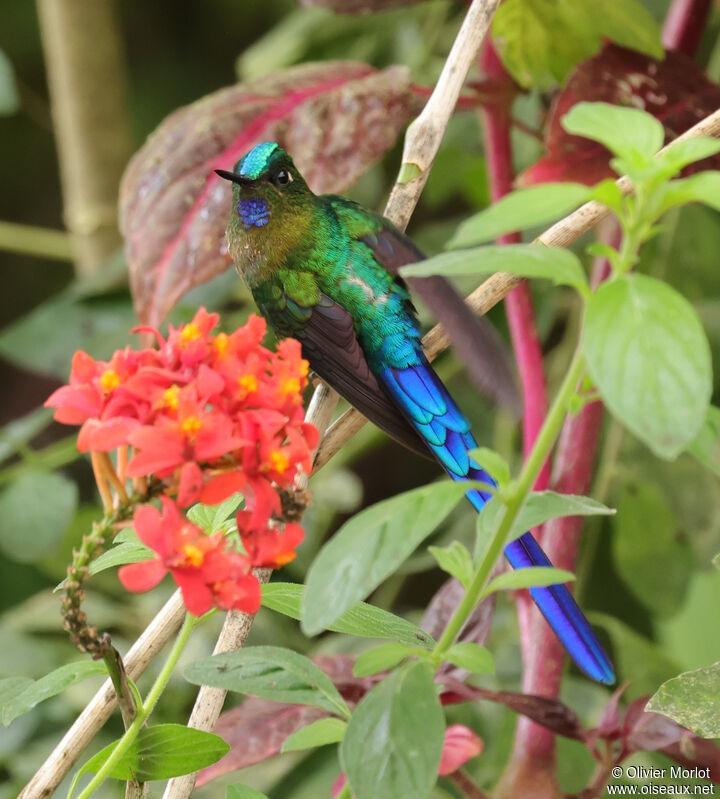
216, 142, 311, 236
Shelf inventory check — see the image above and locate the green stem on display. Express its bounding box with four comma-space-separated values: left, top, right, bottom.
0, 435, 81, 486
434, 344, 587, 657
0, 220, 74, 261
74, 613, 198, 799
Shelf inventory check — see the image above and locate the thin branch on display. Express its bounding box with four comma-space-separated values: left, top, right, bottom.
314, 105, 720, 470
22, 77, 720, 799
0, 220, 74, 262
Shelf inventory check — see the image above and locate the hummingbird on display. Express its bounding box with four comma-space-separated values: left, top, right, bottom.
216, 141, 614, 684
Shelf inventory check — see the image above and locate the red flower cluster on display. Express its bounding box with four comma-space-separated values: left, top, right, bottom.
46, 309, 318, 614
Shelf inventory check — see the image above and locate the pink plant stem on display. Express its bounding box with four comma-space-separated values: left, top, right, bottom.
479, 39, 550, 663
662, 0, 712, 53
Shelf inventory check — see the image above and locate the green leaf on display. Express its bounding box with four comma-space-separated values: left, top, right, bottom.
428, 542, 474, 590
583, 274, 712, 459
468, 447, 510, 486
445, 642, 494, 675
0, 291, 137, 379
340, 662, 444, 799
484, 566, 575, 595
261, 582, 434, 650
688, 405, 720, 477
353, 643, 417, 678
475, 490, 614, 562
449, 183, 591, 247
613, 483, 691, 617
400, 244, 588, 294
0, 407, 53, 465
655, 141, 720, 180
647, 662, 720, 738
187, 493, 243, 533
562, 102, 664, 162
0, 677, 33, 709
589, 179, 626, 217
0, 48, 19, 116
302, 481, 470, 636
491, 0, 661, 90
0, 471, 78, 563
227, 786, 270, 799
281, 717, 347, 753
2, 661, 106, 726
184, 646, 350, 719
658, 172, 720, 215
73, 724, 229, 785
90, 541, 154, 575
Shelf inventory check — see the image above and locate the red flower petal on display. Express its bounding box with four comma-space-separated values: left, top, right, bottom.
438, 724, 484, 776
178, 462, 203, 507
118, 559, 167, 593
172, 567, 215, 616
199, 470, 246, 506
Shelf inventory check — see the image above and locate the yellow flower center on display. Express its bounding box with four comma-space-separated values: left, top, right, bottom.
214, 332, 229, 358
281, 377, 300, 396
238, 374, 258, 394
180, 323, 201, 343
181, 416, 202, 436
163, 384, 179, 411
274, 550, 296, 566
299, 359, 310, 378
269, 449, 290, 474
100, 369, 121, 392
182, 544, 205, 567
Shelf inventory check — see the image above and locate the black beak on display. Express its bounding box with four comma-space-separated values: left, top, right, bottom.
214, 168, 250, 186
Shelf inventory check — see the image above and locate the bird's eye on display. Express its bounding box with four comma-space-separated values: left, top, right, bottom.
273, 168, 291, 187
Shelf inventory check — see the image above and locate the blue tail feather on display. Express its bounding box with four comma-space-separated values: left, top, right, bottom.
380, 361, 614, 685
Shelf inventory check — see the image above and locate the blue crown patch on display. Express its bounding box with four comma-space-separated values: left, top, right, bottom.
235, 142, 280, 180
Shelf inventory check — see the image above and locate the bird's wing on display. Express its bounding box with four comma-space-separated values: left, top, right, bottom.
332, 202, 521, 416
259, 286, 431, 459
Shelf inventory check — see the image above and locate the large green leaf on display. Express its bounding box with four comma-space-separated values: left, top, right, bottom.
227, 786, 270, 799
187, 493, 243, 533
648, 662, 720, 738
428, 542, 474, 590
340, 662, 444, 799
184, 646, 350, 718
2, 661, 106, 726
261, 582, 434, 650
72, 724, 229, 786
302, 481, 470, 635
352, 643, 418, 678
484, 566, 575, 595
449, 183, 591, 247
492, 0, 661, 90
583, 274, 712, 459
401, 244, 588, 294
0, 471, 78, 562
658, 172, 720, 216
613, 483, 691, 617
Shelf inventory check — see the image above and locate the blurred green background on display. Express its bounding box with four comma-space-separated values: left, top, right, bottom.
1, 1, 719, 796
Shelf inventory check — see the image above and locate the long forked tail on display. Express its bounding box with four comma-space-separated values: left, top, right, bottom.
380, 360, 615, 685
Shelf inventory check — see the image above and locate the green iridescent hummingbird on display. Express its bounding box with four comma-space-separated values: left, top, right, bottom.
216, 141, 614, 684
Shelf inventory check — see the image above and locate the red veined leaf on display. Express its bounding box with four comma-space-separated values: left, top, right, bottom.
120, 61, 416, 325
520, 44, 720, 186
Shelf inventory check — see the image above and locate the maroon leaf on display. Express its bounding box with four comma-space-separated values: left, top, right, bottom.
197, 699, 327, 786
197, 655, 369, 786
120, 62, 416, 325
441, 678, 585, 741
299, 0, 421, 11
520, 44, 720, 186
661, 736, 720, 783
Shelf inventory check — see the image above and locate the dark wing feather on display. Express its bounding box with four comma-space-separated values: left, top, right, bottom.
361, 227, 521, 417
293, 295, 432, 459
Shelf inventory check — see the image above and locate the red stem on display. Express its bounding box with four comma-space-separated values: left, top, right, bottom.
662, 0, 712, 54
479, 38, 551, 684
